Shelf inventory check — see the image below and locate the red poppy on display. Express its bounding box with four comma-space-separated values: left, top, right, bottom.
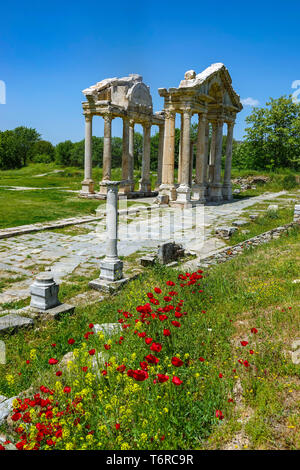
166, 281, 175, 286
150, 342, 162, 353
163, 329, 171, 336
140, 361, 149, 371
158, 314, 168, 321
116, 365, 126, 373
89, 323, 94, 329
157, 374, 169, 383
154, 287, 162, 294
56, 371, 62, 377
215, 410, 224, 420
171, 357, 184, 367
243, 360, 250, 368
145, 354, 159, 365
51, 343, 56, 348
145, 337, 153, 345
249, 350, 254, 355
132, 370, 149, 381
88, 349, 96, 356
147, 292, 154, 299
115, 423, 120, 430
199, 357, 205, 362
172, 376, 183, 386
171, 321, 181, 327
240, 341, 248, 347
164, 296, 172, 302
63, 386, 71, 394
219, 373, 223, 378
48, 358, 58, 365
11, 412, 22, 422
68, 338, 75, 345
251, 328, 258, 334
104, 344, 111, 350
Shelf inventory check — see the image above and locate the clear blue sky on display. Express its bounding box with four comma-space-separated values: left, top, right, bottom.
1, 0, 299, 143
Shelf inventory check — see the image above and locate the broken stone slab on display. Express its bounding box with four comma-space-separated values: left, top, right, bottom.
0, 314, 34, 334
93, 323, 122, 337
89, 277, 129, 293
232, 220, 248, 227
233, 189, 241, 194
140, 255, 156, 267
291, 340, 300, 365
0, 397, 17, 425
215, 226, 237, 238
267, 204, 278, 212
28, 303, 75, 321
249, 214, 259, 220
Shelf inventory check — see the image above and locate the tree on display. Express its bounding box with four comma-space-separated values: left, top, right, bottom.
0, 127, 40, 169
28, 140, 55, 162
235, 95, 300, 170
13, 126, 41, 166
55, 140, 74, 166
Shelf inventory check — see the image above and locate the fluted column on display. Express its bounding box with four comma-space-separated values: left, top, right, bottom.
155, 124, 164, 189
99, 114, 112, 194
120, 117, 130, 194
176, 109, 192, 204
193, 113, 207, 202
208, 121, 217, 184
81, 114, 94, 194
139, 122, 151, 193
128, 120, 135, 192
178, 113, 184, 184
210, 119, 224, 202
222, 121, 234, 200
159, 109, 176, 201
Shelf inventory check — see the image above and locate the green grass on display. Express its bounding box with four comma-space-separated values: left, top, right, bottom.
228, 206, 295, 245
0, 226, 299, 449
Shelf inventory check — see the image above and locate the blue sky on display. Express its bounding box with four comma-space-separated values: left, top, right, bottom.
0, 0, 299, 143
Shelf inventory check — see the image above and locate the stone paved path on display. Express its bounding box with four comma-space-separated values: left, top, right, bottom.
0, 190, 296, 305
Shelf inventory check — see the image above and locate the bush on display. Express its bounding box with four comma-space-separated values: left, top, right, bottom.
32, 153, 54, 164
282, 174, 297, 190
28, 140, 55, 162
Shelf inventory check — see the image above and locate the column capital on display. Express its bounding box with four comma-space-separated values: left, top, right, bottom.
103, 112, 113, 123
84, 113, 93, 122
129, 119, 135, 127
142, 121, 152, 130
164, 109, 176, 120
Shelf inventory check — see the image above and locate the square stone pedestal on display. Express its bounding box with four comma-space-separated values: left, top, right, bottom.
99, 258, 124, 282
209, 183, 223, 202
81, 179, 95, 194
222, 184, 233, 201
139, 180, 151, 192
191, 184, 206, 203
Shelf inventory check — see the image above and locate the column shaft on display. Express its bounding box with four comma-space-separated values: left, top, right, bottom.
128, 120, 135, 191
102, 114, 112, 181
156, 124, 164, 189
139, 123, 151, 192
209, 119, 224, 202
223, 122, 234, 200
120, 117, 130, 193
159, 110, 176, 200
81, 114, 94, 194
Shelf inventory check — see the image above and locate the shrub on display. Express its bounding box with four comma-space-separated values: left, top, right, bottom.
282, 174, 297, 190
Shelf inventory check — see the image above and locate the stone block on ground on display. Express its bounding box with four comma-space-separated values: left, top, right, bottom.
93, 323, 122, 337
215, 226, 237, 239
232, 220, 248, 227
89, 277, 129, 293
140, 255, 156, 267
157, 242, 185, 265
0, 314, 34, 334
0, 397, 17, 425
267, 204, 278, 212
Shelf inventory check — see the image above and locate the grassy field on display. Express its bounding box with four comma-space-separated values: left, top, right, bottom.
0, 225, 299, 449
0, 164, 298, 230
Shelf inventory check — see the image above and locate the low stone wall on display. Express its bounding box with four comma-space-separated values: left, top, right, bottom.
199, 220, 299, 267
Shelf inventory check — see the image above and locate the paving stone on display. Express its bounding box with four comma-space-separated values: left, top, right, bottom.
93, 323, 122, 337
0, 397, 17, 425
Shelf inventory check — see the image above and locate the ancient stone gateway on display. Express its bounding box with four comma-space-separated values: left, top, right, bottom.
158, 63, 242, 206
80, 64, 242, 205
80, 74, 164, 198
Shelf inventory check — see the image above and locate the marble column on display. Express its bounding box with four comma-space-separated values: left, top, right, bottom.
99, 114, 112, 194
208, 121, 217, 184
81, 114, 94, 194
176, 110, 192, 204
193, 113, 207, 202
128, 120, 135, 192
178, 113, 184, 184
189, 142, 194, 187
120, 117, 130, 194
155, 124, 164, 189
210, 119, 224, 202
94, 181, 124, 285
222, 121, 234, 200
139, 122, 152, 193
159, 110, 176, 200
204, 121, 210, 197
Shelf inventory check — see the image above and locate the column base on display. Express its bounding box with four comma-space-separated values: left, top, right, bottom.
222, 184, 233, 200
209, 183, 223, 202
158, 183, 177, 202
191, 184, 206, 203
98, 258, 124, 282
119, 180, 134, 194
139, 179, 151, 192
99, 180, 110, 195
89, 277, 128, 293
81, 179, 95, 194
175, 183, 191, 205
